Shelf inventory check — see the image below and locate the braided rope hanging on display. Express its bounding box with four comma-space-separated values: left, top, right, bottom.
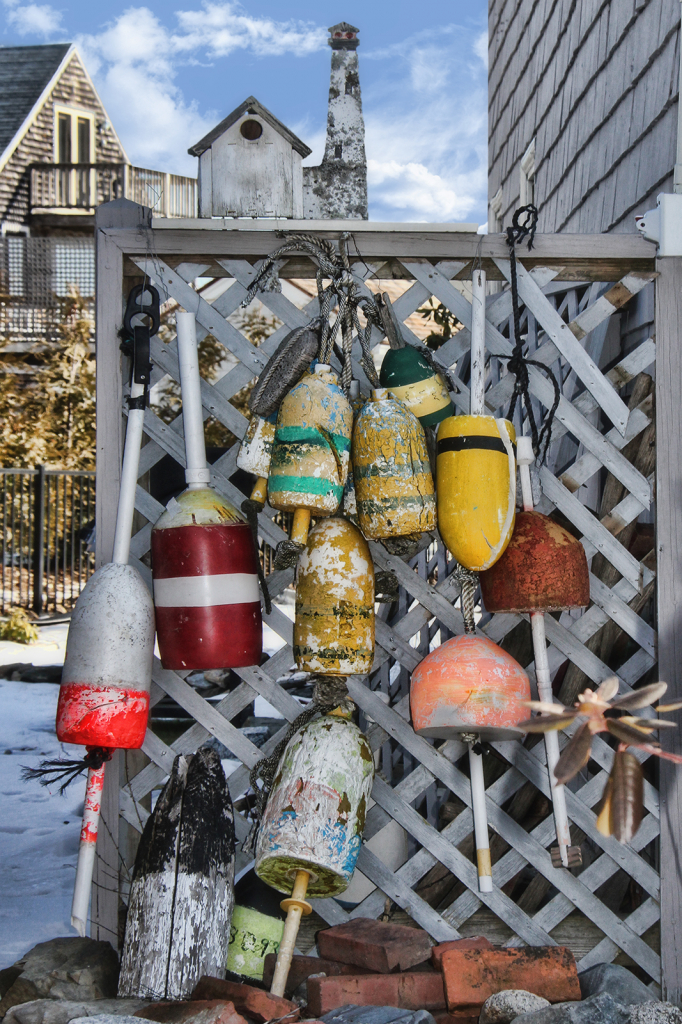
503, 206, 561, 464
243, 233, 382, 394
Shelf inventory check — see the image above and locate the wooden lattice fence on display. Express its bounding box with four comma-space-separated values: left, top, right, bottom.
93, 202, 681, 999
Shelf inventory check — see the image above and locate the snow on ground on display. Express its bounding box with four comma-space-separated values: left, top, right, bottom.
0, 596, 295, 966
0, 680, 83, 968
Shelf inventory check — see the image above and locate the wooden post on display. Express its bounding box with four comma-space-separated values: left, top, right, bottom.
93, 199, 151, 944
655, 257, 682, 1001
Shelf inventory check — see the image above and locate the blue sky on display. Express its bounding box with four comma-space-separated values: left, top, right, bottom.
1, 1, 488, 223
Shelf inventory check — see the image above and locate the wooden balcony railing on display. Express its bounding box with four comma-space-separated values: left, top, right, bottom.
30, 163, 197, 218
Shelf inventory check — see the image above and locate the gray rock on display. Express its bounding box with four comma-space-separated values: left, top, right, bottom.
0, 939, 120, 1017
627, 1003, 682, 1024
4, 1000, 148, 1024
579, 965, 655, 1006
321, 1006, 437, 1024
480, 991, 550, 1024
69, 1017, 144, 1024
510, 992, 629, 1024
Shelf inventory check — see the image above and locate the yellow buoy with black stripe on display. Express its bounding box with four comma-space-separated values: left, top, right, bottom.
436, 414, 516, 572
353, 388, 436, 539
268, 364, 352, 545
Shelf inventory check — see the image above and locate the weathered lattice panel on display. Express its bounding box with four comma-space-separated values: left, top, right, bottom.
93, 210, 663, 993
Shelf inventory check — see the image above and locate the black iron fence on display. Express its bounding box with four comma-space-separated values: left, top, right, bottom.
1, 467, 96, 615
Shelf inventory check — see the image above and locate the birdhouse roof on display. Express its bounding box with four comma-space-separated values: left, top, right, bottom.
328, 22, 359, 33
188, 96, 312, 158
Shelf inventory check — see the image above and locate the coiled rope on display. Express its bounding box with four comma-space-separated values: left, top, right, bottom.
243, 233, 382, 394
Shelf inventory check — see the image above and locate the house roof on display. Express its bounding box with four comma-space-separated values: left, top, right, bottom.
0, 44, 71, 156
188, 95, 312, 159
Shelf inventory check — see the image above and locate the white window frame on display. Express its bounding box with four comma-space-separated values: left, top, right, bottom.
519, 138, 536, 207
489, 187, 503, 232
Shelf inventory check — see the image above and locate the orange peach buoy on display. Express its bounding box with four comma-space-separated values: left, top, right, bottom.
480, 510, 589, 613
410, 634, 531, 742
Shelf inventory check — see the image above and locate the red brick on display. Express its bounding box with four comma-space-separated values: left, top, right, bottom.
135, 1000, 248, 1024
431, 938, 495, 971
441, 947, 580, 1012
262, 954, 373, 997
190, 977, 299, 1023
317, 919, 432, 974
306, 972, 446, 1017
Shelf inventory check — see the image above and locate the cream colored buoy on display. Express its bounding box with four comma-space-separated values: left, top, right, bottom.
255, 709, 374, 995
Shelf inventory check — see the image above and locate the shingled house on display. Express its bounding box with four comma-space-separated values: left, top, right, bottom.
0, 44, 196, 345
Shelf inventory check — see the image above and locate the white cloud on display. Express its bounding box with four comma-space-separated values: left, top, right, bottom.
3, 0, 62, 37
173, 4, 326, 57
408, 47, 450, 94
74, 3, 327, 176
474, 31, 489, 69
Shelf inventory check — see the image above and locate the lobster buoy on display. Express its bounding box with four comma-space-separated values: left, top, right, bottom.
380, 347, 453, 428
256, 708, 374, 995
152, 489, 262, 670
411, 634, 530, 893
436, 414, 516, 571
294, 517, 375, 675
353, 388, 436, 539
480, 436, 587, 869
58, 563, 154, 748
480, 511, 589, 613
410, 635, 530, 742
152, 311, 262, 671
52, 285, 159, 937
268, 363, 352, 548
237, 413, 277, 507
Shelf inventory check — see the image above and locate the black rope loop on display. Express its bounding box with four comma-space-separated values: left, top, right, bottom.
22, 746, 114, 794
241, 498, 272, 615
502, 205, 561, 464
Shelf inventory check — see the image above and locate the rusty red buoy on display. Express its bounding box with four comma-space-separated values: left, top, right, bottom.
480, 510, 589, 613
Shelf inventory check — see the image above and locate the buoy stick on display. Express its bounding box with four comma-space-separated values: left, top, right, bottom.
290, 508, 312, 548
112, 381, 146, 565
467, 742, 493, 892
250, 477, 269, 507
270, 869, 312, 997
470, 269, 487, 416
71, 761, 106, 936
177, 311, 210, 491
517, 436, 578, 869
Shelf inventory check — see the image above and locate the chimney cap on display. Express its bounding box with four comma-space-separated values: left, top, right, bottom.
328, 22, 360, 49
188, 95, 312, 158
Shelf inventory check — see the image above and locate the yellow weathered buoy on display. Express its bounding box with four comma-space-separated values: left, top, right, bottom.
294, 517, 374, 675
353, 389, 436, 539
268, 364, 352, 547
436, 414, 516, 571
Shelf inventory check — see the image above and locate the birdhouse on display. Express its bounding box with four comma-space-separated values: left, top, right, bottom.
188, 96, 312, 219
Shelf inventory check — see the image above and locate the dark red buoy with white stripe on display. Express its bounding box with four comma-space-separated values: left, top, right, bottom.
152, 311, 262, 671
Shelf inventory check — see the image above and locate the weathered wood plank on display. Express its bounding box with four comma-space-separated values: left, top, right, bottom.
493, 257, 630, 434
655, 258, 682, 1003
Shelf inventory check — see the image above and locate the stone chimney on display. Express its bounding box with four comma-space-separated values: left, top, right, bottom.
302, 22, 368, 219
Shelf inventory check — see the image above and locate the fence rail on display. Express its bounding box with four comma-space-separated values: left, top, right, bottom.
1, 467, 95, 616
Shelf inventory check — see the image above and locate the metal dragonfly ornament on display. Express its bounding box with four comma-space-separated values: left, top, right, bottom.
516, 678, 682, 843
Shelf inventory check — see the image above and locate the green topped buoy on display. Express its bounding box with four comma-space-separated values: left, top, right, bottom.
380, 346, 453, 427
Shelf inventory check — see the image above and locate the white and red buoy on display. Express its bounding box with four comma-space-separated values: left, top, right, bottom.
151, 311, 262, 670
52, 288, 158, 935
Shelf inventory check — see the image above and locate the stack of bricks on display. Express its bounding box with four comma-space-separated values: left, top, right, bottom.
260, 919, 582, 1022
